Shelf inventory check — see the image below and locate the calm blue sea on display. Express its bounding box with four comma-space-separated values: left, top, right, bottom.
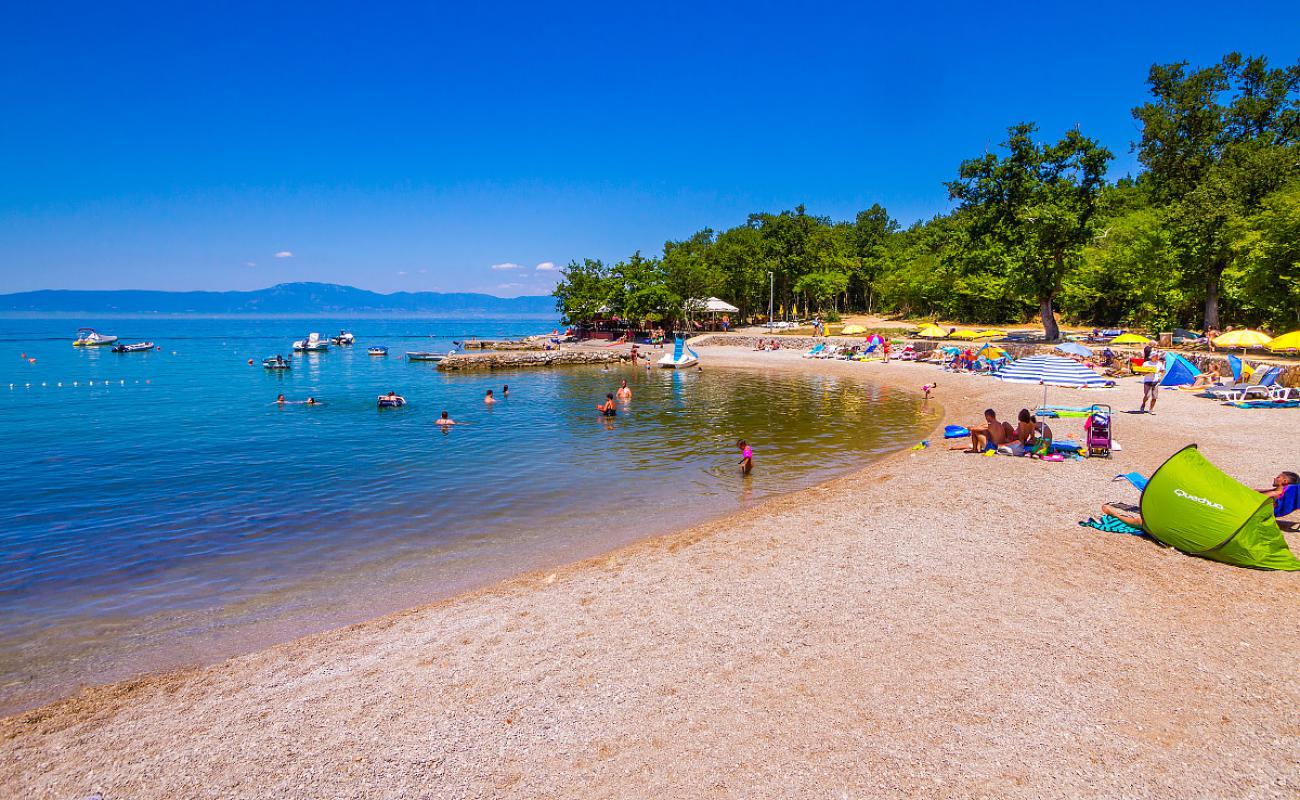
0, 317, 933, 711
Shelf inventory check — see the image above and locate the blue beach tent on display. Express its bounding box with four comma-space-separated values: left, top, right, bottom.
1159, 353, 1201, 387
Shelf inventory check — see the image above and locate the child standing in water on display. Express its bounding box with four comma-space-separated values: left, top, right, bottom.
738, 439, 753, 475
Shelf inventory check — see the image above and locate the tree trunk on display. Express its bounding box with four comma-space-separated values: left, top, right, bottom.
1040, 296, 1061, 341
1205, 275, 1221, 330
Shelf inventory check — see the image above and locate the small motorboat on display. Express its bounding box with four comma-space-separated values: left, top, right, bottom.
293, 332, 329, 352
368, 346, 389, 356
657, 336, 700, 369
406, 350, 454, 362
263, 355, 292, 370
377, 393, 407, 408
73, 328, 118, 347
112, 341, 154, 353
331, 331, 355, 346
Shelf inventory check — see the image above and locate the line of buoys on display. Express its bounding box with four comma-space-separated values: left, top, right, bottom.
8, 379, 140, 389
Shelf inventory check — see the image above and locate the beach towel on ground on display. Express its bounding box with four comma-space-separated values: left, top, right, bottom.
1276, 485, 1300, 518
1079, 515, 1145, 535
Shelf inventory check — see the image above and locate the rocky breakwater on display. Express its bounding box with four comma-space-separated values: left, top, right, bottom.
438, 349, 629, 371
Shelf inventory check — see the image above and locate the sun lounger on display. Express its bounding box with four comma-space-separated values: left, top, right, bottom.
802, 344, 825, 358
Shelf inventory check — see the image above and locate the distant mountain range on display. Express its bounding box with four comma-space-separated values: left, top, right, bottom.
0, 282, 557, 316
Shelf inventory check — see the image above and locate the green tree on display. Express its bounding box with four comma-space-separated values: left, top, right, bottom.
552, 258, 611, 324
947, 123, 1112, 340
1133, 53, 1300, 328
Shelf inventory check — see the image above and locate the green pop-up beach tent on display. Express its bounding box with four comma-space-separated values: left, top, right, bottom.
1140, 445, 1300, 570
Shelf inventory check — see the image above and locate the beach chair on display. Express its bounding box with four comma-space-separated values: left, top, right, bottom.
801, 344, 825, 358
1202, 366, 1276, 401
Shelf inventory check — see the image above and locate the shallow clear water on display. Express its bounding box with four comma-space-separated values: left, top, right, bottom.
0, 317, 935, 711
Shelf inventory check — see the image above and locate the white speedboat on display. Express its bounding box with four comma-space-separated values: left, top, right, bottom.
331, 331, 355, 346
293, 332, 329, 352
73, 327, 118, 347
368, 346, 388, 356
658, 336, 699, 369
377, 393, 407, 408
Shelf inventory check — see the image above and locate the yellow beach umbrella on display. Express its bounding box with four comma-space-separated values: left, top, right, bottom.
972, 330, 1003, 339
950, 329, 982, 339
840, 324, 866, 335
916, 324, 946, 338
1110, 333, 1153, 345
1264, 330, 1300, 351
1214, 329, 1272, 348
977, 345, 1008, 358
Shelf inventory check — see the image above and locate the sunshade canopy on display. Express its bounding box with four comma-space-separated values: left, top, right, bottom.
1055, 342, 1093, 357
1264, 330, 1300, 351
1140, 445, 1300, 570
994, 355, 1111, 387
1110, 333, 1153, 345
950, 329, 984, 339
917, 324, 946, 338
1213, 329, 1272, 347
840, 324, 866, 334
685, 297, 739, 313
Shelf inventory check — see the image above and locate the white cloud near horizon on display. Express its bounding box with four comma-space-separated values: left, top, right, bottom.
491, 262, 522, 271
274, 251, 294, 258
497, 282, 523, 289
535, 261, 557, 271
244, 261, 257, 268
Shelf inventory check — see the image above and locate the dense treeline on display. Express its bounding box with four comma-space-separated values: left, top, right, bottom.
553, 53, 1300, 336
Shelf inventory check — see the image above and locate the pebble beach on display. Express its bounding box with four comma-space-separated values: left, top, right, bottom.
2, 345, 1297, 799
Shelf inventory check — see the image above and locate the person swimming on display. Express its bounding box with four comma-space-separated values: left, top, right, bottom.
305, 396, 317, 406
597, 393, 617, 417
484, 389, 496, 404
276, 394, 286, 404
502, 384, 509, 398
436, 410, 455, 427
616, 380, 632, 400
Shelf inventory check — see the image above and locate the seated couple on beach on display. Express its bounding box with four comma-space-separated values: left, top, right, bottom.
954, 408, 1052, 456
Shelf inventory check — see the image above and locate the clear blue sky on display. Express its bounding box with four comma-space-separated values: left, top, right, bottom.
2, 1, 1297, 296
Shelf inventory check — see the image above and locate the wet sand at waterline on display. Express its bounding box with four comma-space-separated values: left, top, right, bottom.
3, 347, 1298, 799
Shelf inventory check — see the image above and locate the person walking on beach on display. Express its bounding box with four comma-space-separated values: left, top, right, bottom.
1139, 350, 1164, 414
738, 439, 753, 475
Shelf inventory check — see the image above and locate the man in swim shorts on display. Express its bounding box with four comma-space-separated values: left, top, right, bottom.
616, 380, 632, 400
955, 409, 1014, 452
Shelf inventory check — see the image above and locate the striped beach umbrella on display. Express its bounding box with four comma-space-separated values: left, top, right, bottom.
995, 355, 1111, 387
995, 354, 1113, 407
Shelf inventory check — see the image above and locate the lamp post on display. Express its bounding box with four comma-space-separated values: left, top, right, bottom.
767, 271, 774, 332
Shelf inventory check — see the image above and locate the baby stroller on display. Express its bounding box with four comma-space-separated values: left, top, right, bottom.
1085, 405, 1112, 458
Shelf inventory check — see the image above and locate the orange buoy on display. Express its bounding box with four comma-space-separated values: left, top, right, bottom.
248, 358, 254, 365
